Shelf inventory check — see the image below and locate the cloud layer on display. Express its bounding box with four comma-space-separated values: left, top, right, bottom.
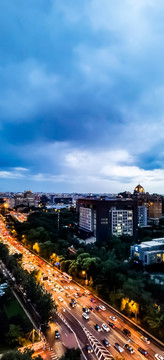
0, 0, 164, 193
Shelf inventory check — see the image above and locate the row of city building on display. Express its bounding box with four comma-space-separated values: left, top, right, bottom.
0, 191, 81, 209
0, 185, 164, 267
76, 184, 164, 242
1, 184, 164, 242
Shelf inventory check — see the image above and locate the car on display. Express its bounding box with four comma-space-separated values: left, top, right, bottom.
75, 287, 80, 291
94, 324, 102, 332
108, 322, 116, 328
138, 347, 148, 357
124, 344, 134, 354
85, 290, 91, 295
115, 343, 124, 353
85, 344, 93, 353
83, 307, 90, 314
65, 293, 70, 297
90, 298, 96, 303
70, 302, 76, 308
123, 328, 131, 337
71, 298, 77, 304
102, 324, 110, 332
110, 315, 117, 321
102, 338, 110, 347
155, 355, 164, 360
73, 293, 79, 298
58, 296, 63, 302
78, 292, 82, 297
99, 305, 106, 311
95, 306, 101, 312
82, 312, 89, 320
89, 306, 94, 311
141, 336, 150, 344
55, 330, 60, 339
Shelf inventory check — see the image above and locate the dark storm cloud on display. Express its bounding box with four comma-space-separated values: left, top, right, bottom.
0, 0, 164, 192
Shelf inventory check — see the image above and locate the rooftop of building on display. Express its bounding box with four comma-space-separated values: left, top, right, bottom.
137, 238, 164, 248
78, 197, 134, 202
134, 184, 145, 194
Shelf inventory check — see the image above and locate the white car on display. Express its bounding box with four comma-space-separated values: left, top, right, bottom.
110, 315, 117, 321
115, 343, 124, 353
102, 323, 110, 332
69, 286, 73, 290
73, 293, 78, 298
58, 296, 63, 302
75, 287, 80, 291
99, 305, 106, 311
155, 355, 164, 360
82, 312, 89, 320
141, 336, 150, 344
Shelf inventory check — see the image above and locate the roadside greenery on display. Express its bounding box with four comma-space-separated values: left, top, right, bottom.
5, 209, 164, 340
0, 243, 55, 326
1, 348, 43, 360
59, 348, 81, 360
0, 278, 32, 350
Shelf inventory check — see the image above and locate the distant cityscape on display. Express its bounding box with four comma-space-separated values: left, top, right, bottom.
0, 184, 164, 268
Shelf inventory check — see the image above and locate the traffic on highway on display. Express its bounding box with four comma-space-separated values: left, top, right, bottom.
0, 217, 163, 360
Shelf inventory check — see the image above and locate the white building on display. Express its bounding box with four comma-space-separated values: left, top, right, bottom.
138, 206, 147, 227
130, 238, 164, 265
79, 207, 93, 232
111, 209, 133, 236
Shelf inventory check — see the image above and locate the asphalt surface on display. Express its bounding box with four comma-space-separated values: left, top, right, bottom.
0, 216, 164, 360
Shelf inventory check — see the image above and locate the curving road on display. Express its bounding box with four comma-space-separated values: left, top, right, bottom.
0, 217, 163, 360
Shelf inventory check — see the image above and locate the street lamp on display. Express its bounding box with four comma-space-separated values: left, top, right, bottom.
55, 209, 60, 230
82, 270, 88, 285
3, 203, 8, 216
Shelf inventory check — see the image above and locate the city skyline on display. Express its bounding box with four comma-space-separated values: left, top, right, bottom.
0, 1, 164, 193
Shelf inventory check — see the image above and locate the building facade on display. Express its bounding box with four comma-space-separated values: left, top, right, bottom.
138, 206, 147, 227
132, 185, 163, 221
77, 198, 138, 242
130, 238, 164, 266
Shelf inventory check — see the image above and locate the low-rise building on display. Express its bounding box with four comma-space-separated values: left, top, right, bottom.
130, 238, 164, 265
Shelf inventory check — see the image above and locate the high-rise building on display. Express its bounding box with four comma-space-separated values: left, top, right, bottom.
138, 206, 147, 227
110, 209, 133, 236
133, 185, 163, 221
134, 184, 145, 195
77, 198, 138, 242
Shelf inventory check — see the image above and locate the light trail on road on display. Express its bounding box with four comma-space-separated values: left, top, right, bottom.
0, 217, 163, 360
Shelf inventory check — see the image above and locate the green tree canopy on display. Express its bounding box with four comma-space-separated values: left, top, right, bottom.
60, 348, 81, 360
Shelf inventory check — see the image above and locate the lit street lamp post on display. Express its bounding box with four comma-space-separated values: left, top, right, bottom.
82, 270, 88, 285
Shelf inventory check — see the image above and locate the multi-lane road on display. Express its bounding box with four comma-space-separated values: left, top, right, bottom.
0, 217, 163, 360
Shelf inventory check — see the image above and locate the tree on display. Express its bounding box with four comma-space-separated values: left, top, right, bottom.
1, 349, 43, 360
5, 324, 23, 345
144, 307, 164, 330
60, 348, 81, 360
0, 243, 9, 261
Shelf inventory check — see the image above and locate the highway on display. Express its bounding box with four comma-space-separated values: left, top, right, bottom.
0, 217, 163, 360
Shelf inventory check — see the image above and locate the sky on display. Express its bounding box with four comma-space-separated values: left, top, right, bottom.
0, 0, 164, 194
